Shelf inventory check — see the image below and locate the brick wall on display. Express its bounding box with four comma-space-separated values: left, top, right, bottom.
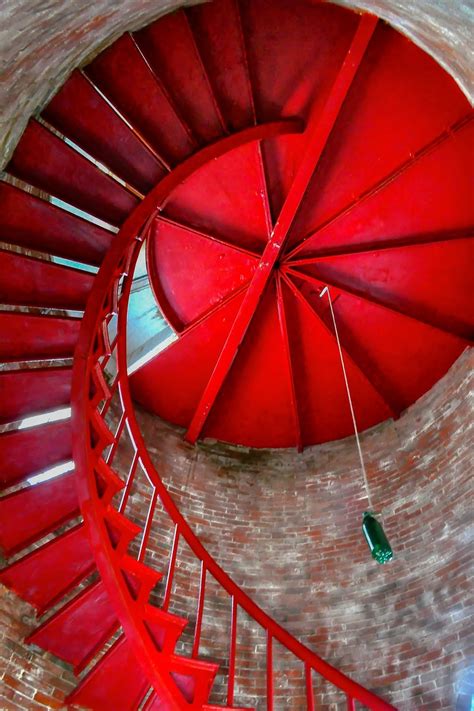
122, 346, 472, 710
0, 0, 472, 708
1, 348, 471, 708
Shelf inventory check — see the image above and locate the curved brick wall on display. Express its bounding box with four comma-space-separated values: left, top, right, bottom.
0, 0, 472, 708
126, 347, 473, 710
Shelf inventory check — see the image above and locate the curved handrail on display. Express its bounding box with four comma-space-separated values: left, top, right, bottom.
72, 121, 396, 710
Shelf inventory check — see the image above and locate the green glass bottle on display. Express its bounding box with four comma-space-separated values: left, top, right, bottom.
362, 512, 393, 564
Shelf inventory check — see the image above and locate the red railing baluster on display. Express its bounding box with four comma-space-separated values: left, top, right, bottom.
227, 595, 238, 706
105, 410, 126, 465
192, 562, 206, 658
162, 523, 180, 611
305, 663, 315, 711
72, 121, 398, 711
138, 486, 158, 562
267, 631, 273, 711
100, 374, 120, 417
119, 449, 140, 513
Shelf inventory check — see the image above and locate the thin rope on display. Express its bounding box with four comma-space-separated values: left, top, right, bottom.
320, 286, 373, 511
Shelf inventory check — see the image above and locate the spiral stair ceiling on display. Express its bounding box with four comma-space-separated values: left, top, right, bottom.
0, 0, 472, 709
127, 0, 473, 449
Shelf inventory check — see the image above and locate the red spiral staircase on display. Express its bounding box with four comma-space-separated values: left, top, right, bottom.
0, 0, 472, 708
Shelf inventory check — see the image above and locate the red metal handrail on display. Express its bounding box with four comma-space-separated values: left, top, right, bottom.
72, 122, 396, 710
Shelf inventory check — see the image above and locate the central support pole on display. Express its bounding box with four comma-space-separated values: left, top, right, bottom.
185, 14, 378, 444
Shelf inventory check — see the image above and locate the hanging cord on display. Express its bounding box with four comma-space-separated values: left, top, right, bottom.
319, 286, 373, 511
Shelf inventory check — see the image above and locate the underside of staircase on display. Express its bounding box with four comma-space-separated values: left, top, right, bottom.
0, 0, 472, 708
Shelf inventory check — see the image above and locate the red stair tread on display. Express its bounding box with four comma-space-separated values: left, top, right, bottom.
0, 421, 72, 491
86, 33, 194, 166
168, 654, 219, 706
43, 70, 166, 194
66, 635, 149, 711
186, 0, 255, 132
104, 507, 141, 551
7, 120, 139, 227
149, 215, 258, 330
130, 288, 246, 427
0, 181, 113, 266
144, 604, 188, 654
287, 23, 471, 247
0, 367, 72, 426
121, 554, 163, 602
27, 579, 119, 674
305, 283, 468, 412
0, 249, 94, 310
203, 280, 298, 447
0, 524, 94, 614
0, 311, 80, 362
162, 141, 270, 253
282, 277, 392, 444
300, 239, 474, 341
135, 9, 224, 144
294, 118, 474, 259
0, 472, 79, 556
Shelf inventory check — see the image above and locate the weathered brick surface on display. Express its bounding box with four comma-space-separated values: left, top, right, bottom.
1, 349, 471, 709
121, 347, 473, 710
0, 585, 76, 710
0, 0, 472, 708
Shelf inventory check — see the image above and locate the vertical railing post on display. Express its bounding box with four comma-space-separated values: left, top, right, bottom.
227, 596, 238, 706
119, 449, 140, 513
305, 663, 315, 711
138, 486, 158, 562
162, 523, 180, 611
192, 562, 207, 658
267, 631, 273, 711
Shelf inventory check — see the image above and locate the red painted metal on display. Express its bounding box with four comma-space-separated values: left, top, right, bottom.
281, 269, 405, 417
276, 273, 303, 450
228, 596, 238, 706
0, 311, 80, 362
0, 248, 94, 310
192, 563, 207, 658
286, 114, 473, 261
113, 231, 396, 708
305, 663, 315, 711
1, 1, 469, 706
66, 635, 149, 711
26, 579, 119, 674
162, 524, 180, 610
0, 472, 78, 556
86, 33, 194, 167
0, 524, 94, 614
65, 109, 394, 704
148, 215, 258, 331
0, 181, 113, 266
186, 0, 255, 132
43, 70, 166, 194
267, 632, 273, 711
138, 487, 159, 563
184, 13, 377, 444
0, 422, 72, 491
135, 10, 225, 144
7, 119, 139, 226
0, 367, 71, 425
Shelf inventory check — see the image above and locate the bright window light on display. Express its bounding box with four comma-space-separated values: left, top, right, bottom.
27, 460, 74, 486
128, 333, 177, 375
18, 407, 71, 431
